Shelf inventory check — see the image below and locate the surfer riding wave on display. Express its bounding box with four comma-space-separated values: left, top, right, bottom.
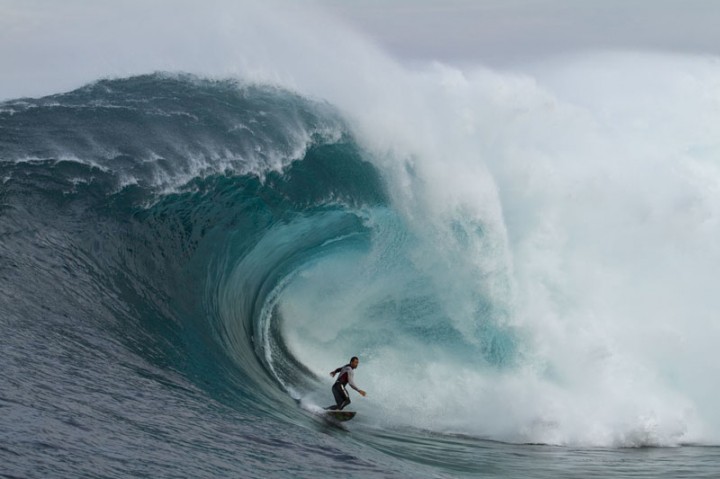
326, 356, 366, 410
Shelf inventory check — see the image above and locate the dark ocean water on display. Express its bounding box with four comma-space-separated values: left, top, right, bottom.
2, 74, 719, 478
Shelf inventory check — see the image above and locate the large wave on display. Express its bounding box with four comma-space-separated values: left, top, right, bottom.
3, 0, 720, 451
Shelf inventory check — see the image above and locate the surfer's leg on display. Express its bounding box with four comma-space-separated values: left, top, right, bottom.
331, 383, 345, 409
338, 386, 351, 410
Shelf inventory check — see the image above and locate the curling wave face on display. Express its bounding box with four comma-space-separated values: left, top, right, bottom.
0, 73, 385, 407
0, 73, 513, 425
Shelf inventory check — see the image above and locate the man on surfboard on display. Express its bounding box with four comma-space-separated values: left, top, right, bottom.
326, 356, 366, 410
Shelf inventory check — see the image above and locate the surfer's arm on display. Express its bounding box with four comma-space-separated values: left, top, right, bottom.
329, 367, 342, 377
349, 383, 367, 397
347, 370, 366, 396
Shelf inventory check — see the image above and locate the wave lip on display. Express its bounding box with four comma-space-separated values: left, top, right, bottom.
1, 74, 346, 193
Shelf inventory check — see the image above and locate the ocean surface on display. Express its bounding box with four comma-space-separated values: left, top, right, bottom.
2, 71, 720, 478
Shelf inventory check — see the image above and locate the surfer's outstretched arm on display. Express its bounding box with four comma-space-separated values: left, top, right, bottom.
347, 369, 366, 397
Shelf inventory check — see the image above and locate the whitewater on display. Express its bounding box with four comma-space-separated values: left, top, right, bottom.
2, 1, 720, 477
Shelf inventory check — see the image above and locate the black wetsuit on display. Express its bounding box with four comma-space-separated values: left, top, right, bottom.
328, 364, 357, 410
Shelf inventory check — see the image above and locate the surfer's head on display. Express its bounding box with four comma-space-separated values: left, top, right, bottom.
350, 356, 359, 369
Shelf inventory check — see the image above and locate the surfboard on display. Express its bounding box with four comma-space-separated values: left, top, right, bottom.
324, 410, 356, 422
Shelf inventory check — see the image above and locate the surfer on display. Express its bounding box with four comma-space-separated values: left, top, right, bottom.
326, 356, 366, 410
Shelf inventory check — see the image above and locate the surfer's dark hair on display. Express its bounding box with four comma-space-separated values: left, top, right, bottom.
350, 356, 359, 362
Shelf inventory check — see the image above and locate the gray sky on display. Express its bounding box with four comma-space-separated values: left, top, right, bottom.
2, 0, 720, 100
315, 0, 720, 66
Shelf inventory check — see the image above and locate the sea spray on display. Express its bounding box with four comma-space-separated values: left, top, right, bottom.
278, 55, 720, 446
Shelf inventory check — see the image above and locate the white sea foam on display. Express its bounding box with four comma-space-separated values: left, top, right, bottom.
277, 47, 720, 447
